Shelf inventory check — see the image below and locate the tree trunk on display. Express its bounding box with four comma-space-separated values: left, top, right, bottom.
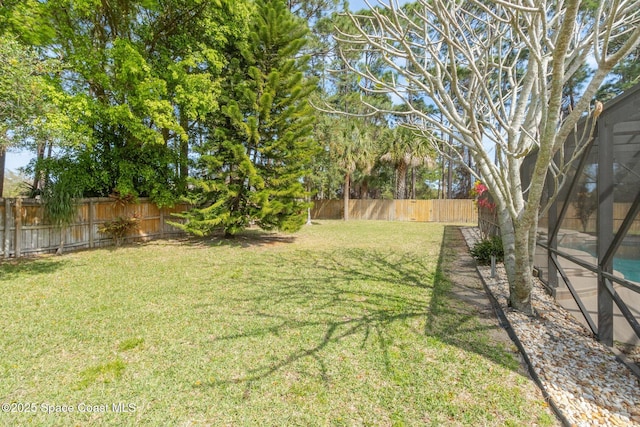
396, 162, 407, 199
510, 225, 534, 313
498, 206, 535, 315
32, 142, 47, 194
179, 113, 189, 194
447, 143, 453, 198
343, 172, 350, 221
0, 146, 5, 198
44, 140, 54, 189
306, 181, 312, 225
411, 167, 416, 199
361, 178, 369, 199
56, 226, 66, 256
440, 153, 445, 199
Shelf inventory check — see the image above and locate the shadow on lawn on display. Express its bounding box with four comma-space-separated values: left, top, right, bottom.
202, 225, 521, 391
0, 257, 68, 281
182, 228, 297, 249
426, 226, 516, 358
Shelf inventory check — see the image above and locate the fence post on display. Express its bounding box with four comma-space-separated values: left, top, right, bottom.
159, 207, 165, 239
15, 198, 22, 258
597, 117, 614, 346
491, 255, 496, 278
88, 199, 95, 248
547, 190, 558, 297
3, 198, 10, 258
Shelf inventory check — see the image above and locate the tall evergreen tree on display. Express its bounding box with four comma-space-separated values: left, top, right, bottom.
177, 0, 318, 236
597, 46, 640, 101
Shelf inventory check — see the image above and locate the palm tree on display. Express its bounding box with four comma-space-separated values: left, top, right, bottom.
380, 126, 435, 199
323, 117, 375, 220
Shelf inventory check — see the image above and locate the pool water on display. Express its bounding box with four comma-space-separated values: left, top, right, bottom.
613, 258, 640, 283
560, 241, 640, 283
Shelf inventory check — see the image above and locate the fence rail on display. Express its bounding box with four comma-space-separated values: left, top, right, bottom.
311, 199, 478, 223
1, 197, 189, 258
1, 198, 478, 258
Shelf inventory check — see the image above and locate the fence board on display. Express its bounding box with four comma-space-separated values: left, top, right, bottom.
1, 197, 480, 258
3, 198, 11, 257
311, 199, 478, 224
0, 198, 190, 258
0, 203, 3, 257
352, 199, 394, 221
542, 202, 640, 235
393, 200, 435, 222
311, 200, 342, 219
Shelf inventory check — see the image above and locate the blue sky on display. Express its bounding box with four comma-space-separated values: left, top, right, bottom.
348, 0, 371, 10
349, 0, 411, 11
5, 147, 31, 172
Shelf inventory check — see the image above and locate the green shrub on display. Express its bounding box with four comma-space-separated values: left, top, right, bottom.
470, 235, 504, 265
98, 214, 140, 247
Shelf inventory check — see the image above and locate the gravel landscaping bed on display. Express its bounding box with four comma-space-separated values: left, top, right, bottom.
462, 227, 640, 427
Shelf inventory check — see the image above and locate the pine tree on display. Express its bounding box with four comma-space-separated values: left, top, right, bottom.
597, 46, 640, 101
178, 0, 318, 236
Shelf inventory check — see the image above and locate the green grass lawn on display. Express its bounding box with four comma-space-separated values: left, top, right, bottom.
0, 221, 554, 426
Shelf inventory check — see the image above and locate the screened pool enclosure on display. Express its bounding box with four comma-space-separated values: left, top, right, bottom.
533, 82, 640, 347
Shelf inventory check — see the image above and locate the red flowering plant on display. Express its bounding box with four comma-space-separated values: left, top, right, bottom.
471, 181, 498, 239
470, 181, 496, 211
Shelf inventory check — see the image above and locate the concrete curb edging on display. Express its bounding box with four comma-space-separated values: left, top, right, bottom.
462, 226, 640, 426
472, 259, 572, 427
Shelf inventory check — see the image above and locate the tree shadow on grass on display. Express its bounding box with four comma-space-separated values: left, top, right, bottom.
0, 257, 68, 282
181, 228, 297, 249
198, 225, 524, 392
426, 226, 520, 365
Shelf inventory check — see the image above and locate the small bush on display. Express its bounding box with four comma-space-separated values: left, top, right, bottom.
470, 235, 504, 265
98, 214, 140, 246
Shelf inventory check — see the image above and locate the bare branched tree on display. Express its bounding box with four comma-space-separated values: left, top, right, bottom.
333, 0, 640, 314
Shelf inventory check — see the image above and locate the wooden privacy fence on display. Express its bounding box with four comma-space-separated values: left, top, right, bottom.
311, 199, 478, 223
538, 202, 640, 235
1, 197, 477, 258
1, 198, 189, 258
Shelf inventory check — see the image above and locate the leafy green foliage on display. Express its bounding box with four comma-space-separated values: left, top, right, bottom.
597, 46, 640, 101
0, 34, 57, 196
0, 35, 45, 144
41, 174, 83, 228
0, 0, 442, 208
380, 125, 435, 199
3, 0, 251, 205
470, 235, 504, 265
177, 0, 318, 236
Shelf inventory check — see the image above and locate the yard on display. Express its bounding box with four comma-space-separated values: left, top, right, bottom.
0, 221, 555, 426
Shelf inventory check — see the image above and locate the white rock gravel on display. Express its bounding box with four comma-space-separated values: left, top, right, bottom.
461, 227, 640, 427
